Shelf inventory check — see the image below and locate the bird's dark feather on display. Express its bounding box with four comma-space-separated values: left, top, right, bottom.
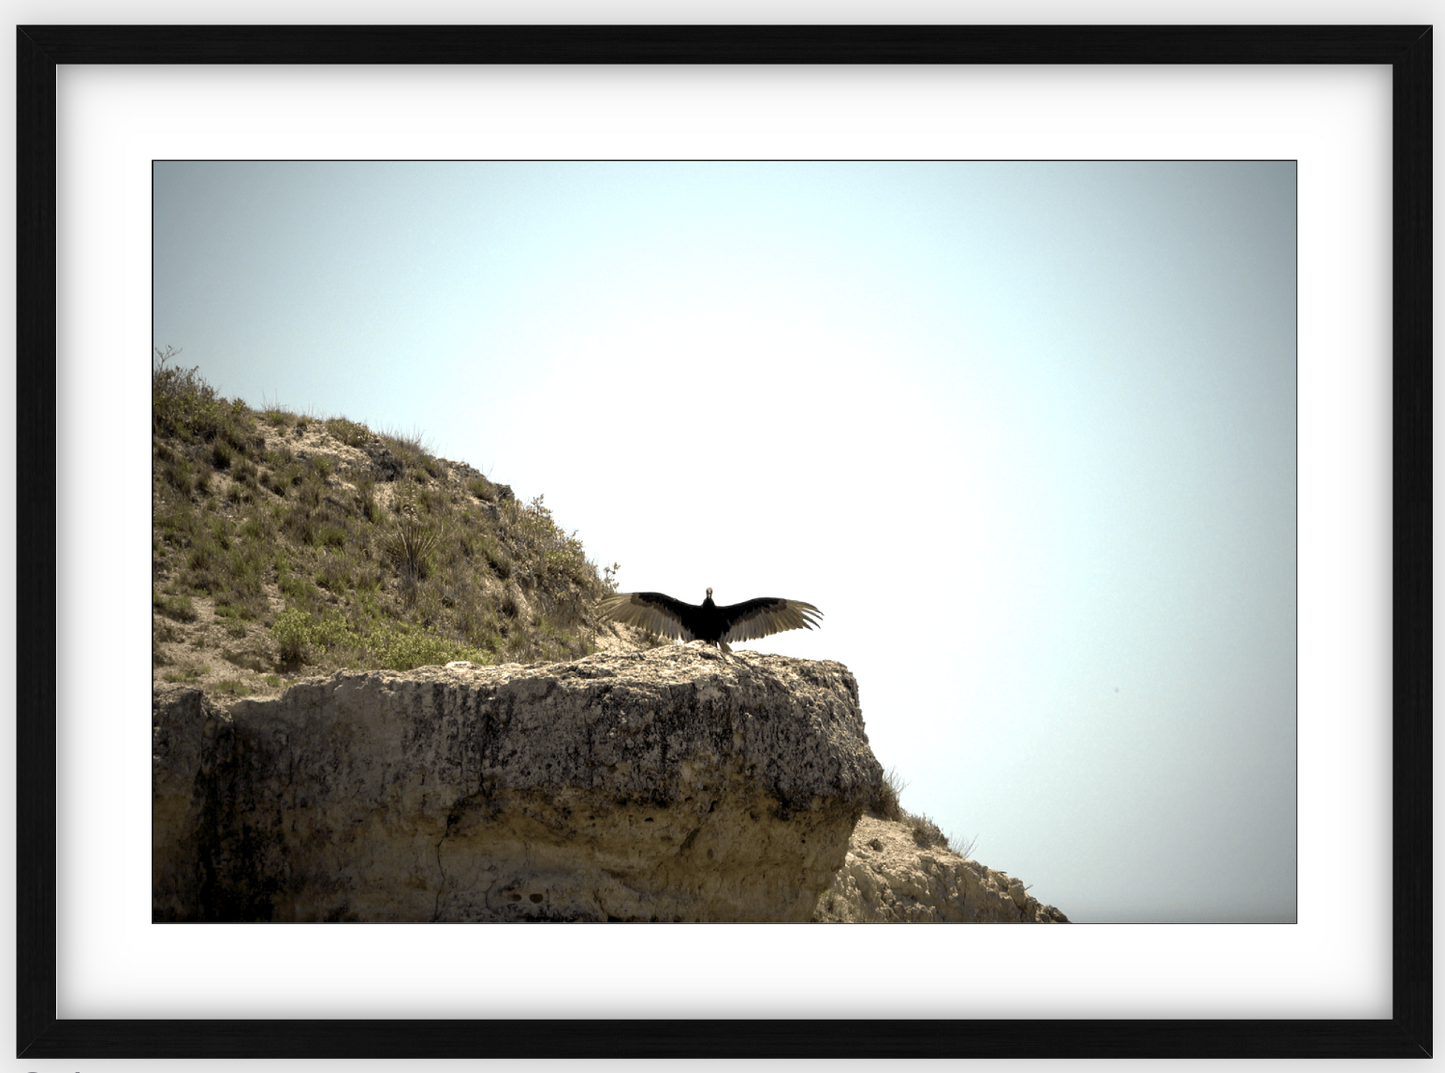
598, 589, 822, 652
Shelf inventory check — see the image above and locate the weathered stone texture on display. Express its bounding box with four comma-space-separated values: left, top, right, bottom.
153, 647, 882, 922
812, 814, 1069, 923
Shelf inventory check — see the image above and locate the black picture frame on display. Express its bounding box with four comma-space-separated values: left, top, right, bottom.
17, 24, 1431, 1060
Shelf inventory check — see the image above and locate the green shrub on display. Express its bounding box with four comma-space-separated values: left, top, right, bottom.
164, 456, 196, 494
271, 608, 342, 664
384, 517, 437, 580
483, 540, 513, 580
363, 622, 489, 672
353, 477, 379, 523
152, 347, 250, 446
864, 766, 907, 822
325, 417, 371, 447
316, 558, 353, 593
279, 574, 315, 602
153, 590, 197, 622
187, 539, 221, 574
379, 427, 429, 468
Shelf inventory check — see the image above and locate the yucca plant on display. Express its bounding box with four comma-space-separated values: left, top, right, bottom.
385, 516, 438, 582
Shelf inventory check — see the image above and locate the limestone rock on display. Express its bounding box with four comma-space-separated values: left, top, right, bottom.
812, 814, 1069, 922
153, 647, 882, 922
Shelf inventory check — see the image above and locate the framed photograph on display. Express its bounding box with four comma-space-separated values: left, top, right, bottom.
19, 23, 1430, 1061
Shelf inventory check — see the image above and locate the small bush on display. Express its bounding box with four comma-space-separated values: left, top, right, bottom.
153, 590, 197, 622
865, 766, 906, 822
316, 558, 353, 593
279, 574, 315, 602
187, 539, 221, 574
384, 517, 437, 581
484, 541, 513, 580
164, 457, 196, 495
152, 347, 250, 446
379, 427, 430, 467
353, 477, 379, 523
364, 622, 489, 672
270, 608, 341, 665
325, 417, 371, 448
499, 588, 522, 619
906, 811, 948, 849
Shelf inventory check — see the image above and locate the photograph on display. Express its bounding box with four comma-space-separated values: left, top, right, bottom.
149, 158, 1296, 928
20, 14, 1429, 1064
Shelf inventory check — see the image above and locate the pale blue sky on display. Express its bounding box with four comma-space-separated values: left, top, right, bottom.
153, 160, 1296, 922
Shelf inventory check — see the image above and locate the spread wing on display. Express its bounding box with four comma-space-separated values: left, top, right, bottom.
717, 598, 823, 644
597, 591, 697, 641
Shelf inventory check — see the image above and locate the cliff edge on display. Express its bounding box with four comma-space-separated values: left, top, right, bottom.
154, 646, 881, 922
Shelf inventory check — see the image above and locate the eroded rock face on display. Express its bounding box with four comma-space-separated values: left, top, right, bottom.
153, 647, 882, 922
812, 815, 1069, 923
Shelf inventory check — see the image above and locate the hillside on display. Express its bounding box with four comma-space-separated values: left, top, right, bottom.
152, 350, 627, 704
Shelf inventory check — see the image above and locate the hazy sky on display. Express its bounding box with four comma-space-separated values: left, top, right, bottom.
153, 160, 1296, 923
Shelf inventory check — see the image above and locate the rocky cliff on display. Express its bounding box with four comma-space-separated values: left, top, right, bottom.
815, 815, 1070, 923
154, 647, 883, 922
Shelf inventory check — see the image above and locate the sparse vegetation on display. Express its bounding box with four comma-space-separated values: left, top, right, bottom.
153, 351, 616, 702
949, 832, 979, 860
906, 812, 948, 849
325, 417, 371, 448
153, 590, 198, 622
162, 664, 210, 683
862, 765, 977, 859
865, 766, 907, 822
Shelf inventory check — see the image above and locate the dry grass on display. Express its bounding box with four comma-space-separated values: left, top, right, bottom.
152, 355, 617, 702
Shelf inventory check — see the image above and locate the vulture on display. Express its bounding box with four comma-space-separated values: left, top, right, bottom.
598, 587, 822, 653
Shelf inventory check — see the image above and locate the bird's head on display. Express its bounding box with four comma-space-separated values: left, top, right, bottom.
705, 587, 714, 605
